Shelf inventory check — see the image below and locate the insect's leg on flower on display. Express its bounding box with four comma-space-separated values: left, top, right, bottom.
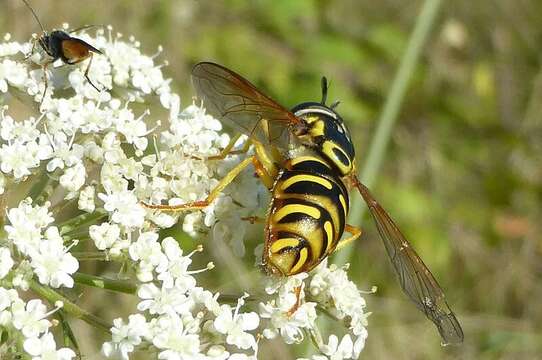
252, 142, 278, 189
24, 36, 38, 60
241, 216, 265, 224
335, 224, 363, 251
80, 51, 102, 92
39, 61, 52, 109
250, 153, 274, 189
206, 134, 253, 160
141, 156, 256, 211
286, 285, 303, 317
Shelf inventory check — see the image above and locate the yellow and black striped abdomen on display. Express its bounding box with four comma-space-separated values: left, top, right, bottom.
263, 157, 349, 276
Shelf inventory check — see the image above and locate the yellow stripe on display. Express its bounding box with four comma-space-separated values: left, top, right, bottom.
280, 174, 333, 192
304, 115, 319, 124
339, 194, 347, 218
270, 238, 300, 254
274, 204, 321, 222
272, 193, 341, 242
309, 120, 325, 137
324, 221, 334, 254
290, 247, 308, 274
289, 156, 329, 168
322, 141, 351, 174
305, 228, 323, 260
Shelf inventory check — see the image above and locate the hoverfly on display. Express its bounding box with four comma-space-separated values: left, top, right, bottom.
144, 62, 464, 345
22, 0, 103, 105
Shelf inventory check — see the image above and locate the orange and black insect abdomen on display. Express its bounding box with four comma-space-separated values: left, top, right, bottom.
263, 156, 349, 275
44, 30, 102, 64
61, 38, 101, 64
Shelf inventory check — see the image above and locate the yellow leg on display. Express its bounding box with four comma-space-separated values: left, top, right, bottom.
253, 142, 279, 187
191, 134, 251, 161
207, 134, 248, 160
251, 154, 274, 189
142, 156, 255, 212
335, 224, 362, 251
229, 140, 251, 156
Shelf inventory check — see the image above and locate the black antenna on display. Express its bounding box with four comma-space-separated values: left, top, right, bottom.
321, 76, 328, 105
21, 0, 46, 33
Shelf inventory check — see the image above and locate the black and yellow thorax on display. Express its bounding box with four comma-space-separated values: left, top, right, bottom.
291, 102, 356, 177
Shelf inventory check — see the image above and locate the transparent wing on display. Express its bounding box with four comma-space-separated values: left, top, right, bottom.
69, 24, 105, 34
192, 62, 301, 149
353, 177, 464, 345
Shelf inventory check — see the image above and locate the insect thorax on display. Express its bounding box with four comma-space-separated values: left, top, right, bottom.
291, 102, 355, 176
46, 30, 71, 60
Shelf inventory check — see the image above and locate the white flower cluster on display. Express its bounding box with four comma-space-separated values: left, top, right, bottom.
261, 260, 369, 360
0, 288, 76, 359
0, 28, 369, 359
4, 199, 79, 289
103, 237, 260, 359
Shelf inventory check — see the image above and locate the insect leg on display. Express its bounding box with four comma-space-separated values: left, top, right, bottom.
286, 285, 303, 317
335, 224, 363, 251
25, 37, 38, 60
141, 156, 255, 211
83, 53, 101, 91
39, 62, 51, 109
252, 142, 279, 187
206, 134, 252, 160
250, 153, 275, 189
240, 216, 265, 224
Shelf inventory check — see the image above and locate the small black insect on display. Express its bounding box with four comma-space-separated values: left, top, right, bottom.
22, 0, 103, 105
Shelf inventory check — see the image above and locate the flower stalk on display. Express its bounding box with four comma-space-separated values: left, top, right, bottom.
73, 272, 136, 294
29, 279, 111, 332
338, 0, 444, 263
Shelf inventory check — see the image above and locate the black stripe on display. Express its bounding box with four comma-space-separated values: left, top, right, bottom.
289, 158, 334, 177
330, 143, 350, 167
277, 170, 348, 235
276, 198, 331, 259
275, 232, 305, 254
275, 198, 322, 224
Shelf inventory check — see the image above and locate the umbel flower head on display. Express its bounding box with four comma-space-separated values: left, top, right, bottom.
0, 26, 369, 359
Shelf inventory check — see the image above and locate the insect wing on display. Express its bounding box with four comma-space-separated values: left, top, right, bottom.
353, 178, 464, 345
69, 24, 105, 35
192, 62, 301, 149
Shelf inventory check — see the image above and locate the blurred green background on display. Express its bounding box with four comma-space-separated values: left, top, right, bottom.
2, 0, 542, 358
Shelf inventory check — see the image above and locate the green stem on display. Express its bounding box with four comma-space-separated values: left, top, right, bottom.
73, 272, 137, 294
217, 293, 260, 304
52, 198, 77, 217
335, 0, 443, 265
59, 209, 108, 235
29, 279, 111, 333
71, 252, 108, 261
26, 170, 53, 205
318, 2, 444, 355
65, 233, 91, 243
